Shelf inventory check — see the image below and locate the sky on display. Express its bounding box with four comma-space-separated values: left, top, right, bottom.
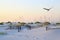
0, 0, 60, 22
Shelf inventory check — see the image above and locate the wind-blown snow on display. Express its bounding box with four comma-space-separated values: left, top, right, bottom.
0, 26, 60, 40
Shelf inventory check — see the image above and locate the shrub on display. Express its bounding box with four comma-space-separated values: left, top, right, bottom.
43, 22, 50, 25
35, 21, 41, 24
0, 32, 7, 35
28, 22, 33, 24
0, 22, 4, 25
6, 21, 12, 24
18, 22, 26, 26
56, 23, 60, 25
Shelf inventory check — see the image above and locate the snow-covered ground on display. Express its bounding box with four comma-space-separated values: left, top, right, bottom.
0, 25, 60, 40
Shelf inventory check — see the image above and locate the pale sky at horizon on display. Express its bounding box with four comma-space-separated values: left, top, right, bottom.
0, 0, 60, 22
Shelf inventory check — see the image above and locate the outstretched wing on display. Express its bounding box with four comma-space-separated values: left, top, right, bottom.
43, 8, 48, 10
43, 8, 49, 11
43, 8, 52, 11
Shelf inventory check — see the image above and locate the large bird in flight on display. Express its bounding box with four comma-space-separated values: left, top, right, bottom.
43, 8, 52, 11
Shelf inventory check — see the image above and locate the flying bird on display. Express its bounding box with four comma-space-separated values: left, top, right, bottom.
43, 8, 52, 11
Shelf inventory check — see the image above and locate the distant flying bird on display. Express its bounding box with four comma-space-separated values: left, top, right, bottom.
43, 8, 52, 11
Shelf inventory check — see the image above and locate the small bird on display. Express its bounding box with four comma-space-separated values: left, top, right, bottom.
43, 8, 52, 11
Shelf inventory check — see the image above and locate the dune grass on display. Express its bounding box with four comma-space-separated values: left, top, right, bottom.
0, 32, 7, 35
